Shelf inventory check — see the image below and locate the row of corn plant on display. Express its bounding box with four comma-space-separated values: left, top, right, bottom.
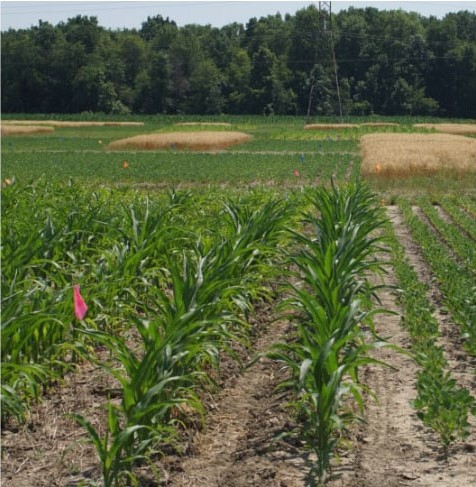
270, 181, 391, 485
1, 178, 288, 425
70, 193, 293, 486
418, 197, 476, 275
384, 220, 475, 453
399, 199, 476, 357
2, 180, 119, 423
2, 180, 198, 424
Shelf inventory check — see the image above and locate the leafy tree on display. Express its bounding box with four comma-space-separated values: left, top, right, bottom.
71, 61, 104, 112
185, 58, 224, 114
223, 47, 252, 113
307, 64, 335, 116
135, 50, 173, 114
119, 34, 146, 85
61, 15, 102, 54
140, 15, 177, 43
1, 7, 475, 116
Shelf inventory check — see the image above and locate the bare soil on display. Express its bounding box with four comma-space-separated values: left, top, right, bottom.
162, 319, 310, 487
2, 207, 476, 486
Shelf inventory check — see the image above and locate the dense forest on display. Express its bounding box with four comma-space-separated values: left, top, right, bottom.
2, 6, 475, 117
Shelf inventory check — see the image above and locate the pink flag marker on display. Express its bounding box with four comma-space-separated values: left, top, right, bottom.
293, 169, 300, 177
73, 285, 88, 320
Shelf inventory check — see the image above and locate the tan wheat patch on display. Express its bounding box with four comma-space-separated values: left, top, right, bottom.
174, 122, 232, 127
2, 120, 144, 127
413, 123, 476, 136
1, 125, 55, 135
107, 131, 252, 151
360, 122, 400, 127
304, 123, 359, 130
361, 133, 476, 178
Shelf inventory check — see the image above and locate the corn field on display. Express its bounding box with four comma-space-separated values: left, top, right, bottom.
2, 176, 476, 486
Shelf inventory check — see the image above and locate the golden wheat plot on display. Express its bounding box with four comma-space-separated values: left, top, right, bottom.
304, 123, 359, 130
174, 122, 232, 127
1, 125, 55, 135
360, 133, 476, 178
413, 123, 476, 136
2, 120, 144, 127
107, 131, 252, 151
360, 122, 400, 127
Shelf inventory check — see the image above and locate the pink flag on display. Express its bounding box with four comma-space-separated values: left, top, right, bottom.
73, 285, 88, 320
293, 169, 300, 177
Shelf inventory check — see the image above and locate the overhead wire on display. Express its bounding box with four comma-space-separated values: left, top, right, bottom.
2, 5, 475, 47
1, 6, 474, 70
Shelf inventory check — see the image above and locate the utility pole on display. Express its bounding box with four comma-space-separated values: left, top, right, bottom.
306, 2, 343, 123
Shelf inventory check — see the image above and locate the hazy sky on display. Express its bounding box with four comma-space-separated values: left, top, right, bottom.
2, 1, 475, 31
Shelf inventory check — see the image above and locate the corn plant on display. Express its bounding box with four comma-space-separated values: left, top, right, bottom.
270, 181, 391, 485
72, 401, 154, 487
71, 193, 292, 483
2, 178, 293, 483
1, 180, 194, 422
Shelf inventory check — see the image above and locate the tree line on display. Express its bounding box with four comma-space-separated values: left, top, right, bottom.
2, 6, 475, 117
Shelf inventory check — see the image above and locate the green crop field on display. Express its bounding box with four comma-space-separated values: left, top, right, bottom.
2, 115, 476, 486
3, 115, 475, 192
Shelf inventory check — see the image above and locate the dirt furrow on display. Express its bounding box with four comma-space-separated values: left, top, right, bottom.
328, 241, 435, 486
164, 318, 309, 487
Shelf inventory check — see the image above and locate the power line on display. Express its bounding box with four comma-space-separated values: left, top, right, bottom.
2, 55, 472, 68
2, 5, 474, 47
1, 2, 222, 14
326, 2, 343, 122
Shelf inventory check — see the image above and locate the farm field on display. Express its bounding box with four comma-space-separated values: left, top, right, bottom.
2, 115, 476, 486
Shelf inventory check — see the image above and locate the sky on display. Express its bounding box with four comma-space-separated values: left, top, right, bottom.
1, 1, 475, 31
